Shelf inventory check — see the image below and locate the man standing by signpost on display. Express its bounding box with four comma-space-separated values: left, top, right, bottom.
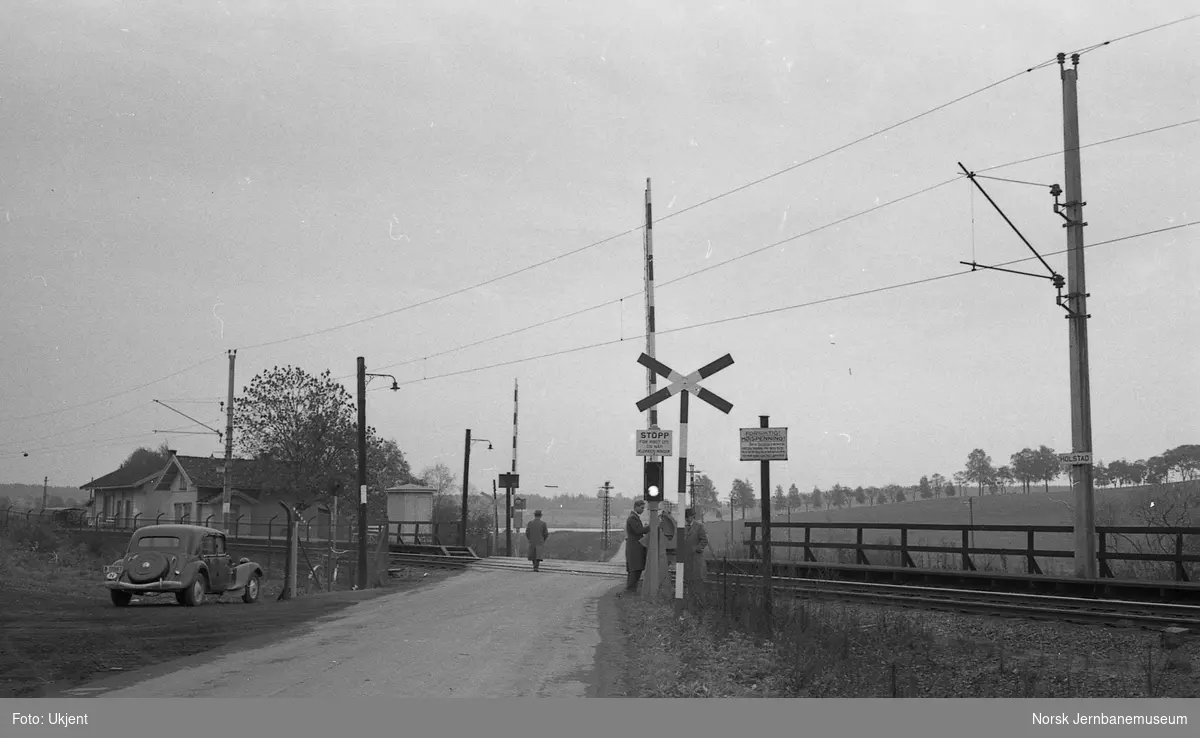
624, 499, 648, 594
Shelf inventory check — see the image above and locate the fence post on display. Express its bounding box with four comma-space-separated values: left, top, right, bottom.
235, 515, 245, 539
132, 513, 142, 530
747, 523, 758, 559
1026, 530, 1043, 575
156, 513, 164, 525
1097, 530, 1112, 578
804, 526, 816, 562
856, 527, 870, 565
1176, 533, 1189, 583
267, 516, 277, 575
204, 515, 212, 528
900, 527, 916, 568
961, 529, 976, 571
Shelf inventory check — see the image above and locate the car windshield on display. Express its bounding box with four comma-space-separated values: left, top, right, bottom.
133, 536, 183, 550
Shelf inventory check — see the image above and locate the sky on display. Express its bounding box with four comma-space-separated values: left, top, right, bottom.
2, 1, 1197, 507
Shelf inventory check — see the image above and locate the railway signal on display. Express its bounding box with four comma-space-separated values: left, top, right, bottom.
635, 351, 734, 610
643, 461, 664, 502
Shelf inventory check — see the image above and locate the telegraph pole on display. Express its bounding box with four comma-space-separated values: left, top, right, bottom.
1059, 52, 1096, 578
356, 357, 368, 590
222, 349, 236, 533
642, 178, 660, 596
461, 429, 472, 545
599, 481, 612, 553
42, 476, 48, 510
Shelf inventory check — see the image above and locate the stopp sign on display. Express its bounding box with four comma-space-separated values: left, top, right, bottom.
636, 429, 674, 457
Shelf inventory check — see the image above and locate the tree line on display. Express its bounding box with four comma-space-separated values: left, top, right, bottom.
680, 443, 1199, 519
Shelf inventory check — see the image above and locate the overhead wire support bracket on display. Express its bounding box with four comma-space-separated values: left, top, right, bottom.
956, 161, 1085, 318
152, 399, 224, 440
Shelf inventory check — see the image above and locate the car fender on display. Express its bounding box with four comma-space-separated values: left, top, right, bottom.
179, 559, 208, 587
229, 562, 264, 590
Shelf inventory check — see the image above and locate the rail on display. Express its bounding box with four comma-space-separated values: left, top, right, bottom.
744, 521, 1200, 582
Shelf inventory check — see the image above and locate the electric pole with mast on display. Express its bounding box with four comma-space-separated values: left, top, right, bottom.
1059, 52, 1096, 578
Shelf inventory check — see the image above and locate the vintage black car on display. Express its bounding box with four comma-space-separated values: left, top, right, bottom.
104, 524, 263, 607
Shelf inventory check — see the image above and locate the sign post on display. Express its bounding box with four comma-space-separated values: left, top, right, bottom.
741, 422, 787, 619
636, 352, 734, 610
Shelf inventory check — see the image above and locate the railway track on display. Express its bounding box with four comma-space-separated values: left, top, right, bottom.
717, 572, 1200, 631
385, 552, 627, 580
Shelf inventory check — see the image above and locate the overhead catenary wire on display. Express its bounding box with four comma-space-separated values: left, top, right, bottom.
359, 116, 1197, 378
231, 12, 1200, 358
380, 221, 1197, 388
3, 16, 1197, 424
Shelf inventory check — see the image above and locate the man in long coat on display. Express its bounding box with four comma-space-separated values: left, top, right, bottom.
624, 499, 648, 593
682, 508, 709, 599
525, 510, 549, 571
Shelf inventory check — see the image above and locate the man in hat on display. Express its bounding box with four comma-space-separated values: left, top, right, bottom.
624, 499, 648, 593
525, 509, 549, 571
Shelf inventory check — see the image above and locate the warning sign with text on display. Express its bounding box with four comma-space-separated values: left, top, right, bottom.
636, 429, 674, 457
740, 427, 788, 461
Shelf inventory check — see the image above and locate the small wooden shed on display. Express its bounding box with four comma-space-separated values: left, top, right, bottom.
385, 483, 435, 523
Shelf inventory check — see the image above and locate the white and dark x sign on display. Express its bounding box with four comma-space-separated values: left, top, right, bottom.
635, 353, 734, 413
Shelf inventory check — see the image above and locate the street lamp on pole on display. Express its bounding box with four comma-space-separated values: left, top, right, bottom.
356, 358, 399, 591
462, 432, 492, 545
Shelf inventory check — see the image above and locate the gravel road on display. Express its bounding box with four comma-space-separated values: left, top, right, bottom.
85, 562, 627, 697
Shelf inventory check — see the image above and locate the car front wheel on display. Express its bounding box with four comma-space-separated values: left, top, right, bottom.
182, 575, 206, 607
110, 590, 133, 607
242, 574, 260, 604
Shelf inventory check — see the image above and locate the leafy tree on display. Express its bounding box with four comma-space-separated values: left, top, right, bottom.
854, 486, 867, 506
930, 473, 946, 499
419, 463, 458, 522
693, 474, 721, 516
235, 365, 410, 523
943, 483, 957, 497
883, 484, 902, 504
116, 441, 173, 481
952, 471, 967, 497
865, 486, 881, 506
918, 475, 932, 499
1093, 461, 1112, 488
1145, 455, 1171, 484
1162, 445, 1200, 481
994, 466, 1014, 494
830, 484, 847, 509
787, 483, 802, 512
1010, 448, 1038, 494
731, 478, 756, 518
810, 486, 824, 510
1033, 445, 1060, 492
773, 484, 787, 512
964, 449, 994, 496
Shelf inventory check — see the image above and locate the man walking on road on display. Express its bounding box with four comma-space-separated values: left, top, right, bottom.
624, 499, 648, 593
525, 510, 549, 571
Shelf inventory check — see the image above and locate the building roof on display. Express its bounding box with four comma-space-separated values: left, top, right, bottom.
83, 453, 278, 492
196, 489, 261, 505
386, 483, 436, 493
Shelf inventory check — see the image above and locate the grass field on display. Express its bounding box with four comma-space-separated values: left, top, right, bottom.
703, 482, 1200, 579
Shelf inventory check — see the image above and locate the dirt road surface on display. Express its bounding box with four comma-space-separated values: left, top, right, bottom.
67, 561, 628, 698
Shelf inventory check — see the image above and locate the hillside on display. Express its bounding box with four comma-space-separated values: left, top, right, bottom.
0, 483, 87, 509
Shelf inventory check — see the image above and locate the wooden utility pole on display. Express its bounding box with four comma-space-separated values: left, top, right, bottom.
1059, 52, 1096, 578
356, 357, 368, 590
222, 349, 236, 534
642, 177, 660, 596
41, 476, 48, 510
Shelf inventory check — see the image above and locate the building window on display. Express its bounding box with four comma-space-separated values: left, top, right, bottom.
174, 502, 192, 522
